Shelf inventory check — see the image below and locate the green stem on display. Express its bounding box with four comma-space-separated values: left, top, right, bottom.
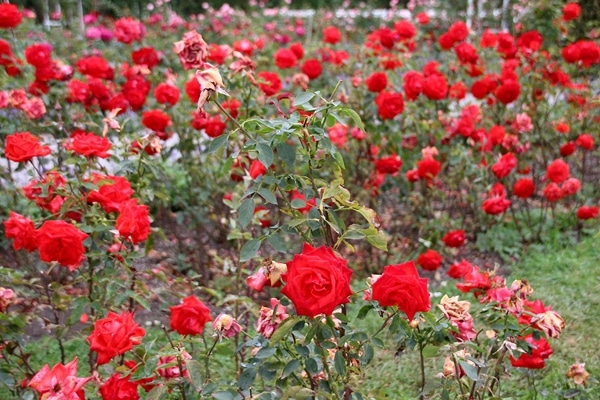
161, 325, 189, 400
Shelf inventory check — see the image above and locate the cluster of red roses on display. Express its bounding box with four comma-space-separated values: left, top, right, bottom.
3, 128, 151, 270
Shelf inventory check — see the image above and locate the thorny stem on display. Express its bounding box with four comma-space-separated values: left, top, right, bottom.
417, 327, 426, 400
44, 282, 66, 365
202, 332, 220, 382
161, 325, 189, 400
214, 99, 252, 139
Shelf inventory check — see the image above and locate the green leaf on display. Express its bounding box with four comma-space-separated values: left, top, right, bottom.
341, 108, 365, 130
422, 345, 439, 358
0, 371, 15, 387
257, 143, 274, 167
238, 198, 255, 229
334, 350, 346, 376
356, 304, 374, 320
147, 385, 168, 400
282, 359, 301, 378
270, 316, 302, 344
239, 238, 262, 262
212, 390, 237, 400
459, 360, 480, 382
257, 188, 277, 205
365, 230, 388, 251
282, 386, 316, 400
238, 366, 257, 390
290, 198, 307, 209
276, 143, 296, 167
207, 134, 229, 153
185, 359, 204, 391
267, 233, 287, 253
360, 343, 374, 365
305, 357, 319, 374
254, 346, 277, 359
293, 91, 315, 107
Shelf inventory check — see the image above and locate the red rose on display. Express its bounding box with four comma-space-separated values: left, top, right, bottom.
116, 199, 150, 244
517, 30, 543, 56
455, 42, 479, 64
323, 26, 341, 44
438, 32, 455, 50
449, 82, 468, 100
185, 76, 200, 103
448, 21, 468, 43
443, 230, 466, 248
170, 295, 212, 336
423, 73, 448, 100
76, 55, 114, 80
491, 152, 517, 179
482, 196, 511, 215
301, 58, 322, 80
456, 266, 491, 295
563, 2, 581, 21
416, 157, 441, 180
274, 48, 298, 69
375, 154, 402, 175
375, 91, 404, 120
131, 47, 159, 69
64, 131, 111, 158
88, 311, 145, 366
3, 211, 37, 252
575, 134, 594, 150
510, 335, 553, 369
371, 261, 431, 321
100, 373, 140, 400
513, 178, 535, 199
495, 80, 520, 104
365, 72, 388, 92
154, 83, 180, 106
24, 44, 52, 68
394, 20, 416, 40
142, 110, 171, 132
114, 17, 144, 45
249, 160, 267, 179
0, 4, 22, 29
36, 220, 88, 270
281, 244, 353, 318
559, 141, 576, 157
87, 174, 134, 214
560, 177, 580, 196
447, 260, 473, 279
5, 132, 51, 162
200, 115, 225, 138
22, 171, 66, 213
257, 71, 282, 96
543, 182, 562, 202
577, 205, 598, 220
403, 71, 424, 100
417, 249, 443, 271
122, 76, 151, 110
546, 159, 570, 183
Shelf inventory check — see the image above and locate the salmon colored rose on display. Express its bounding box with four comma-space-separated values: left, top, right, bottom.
281, 244, 353, 318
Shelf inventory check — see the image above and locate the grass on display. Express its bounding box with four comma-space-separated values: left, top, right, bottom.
359, 233, 600, 399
